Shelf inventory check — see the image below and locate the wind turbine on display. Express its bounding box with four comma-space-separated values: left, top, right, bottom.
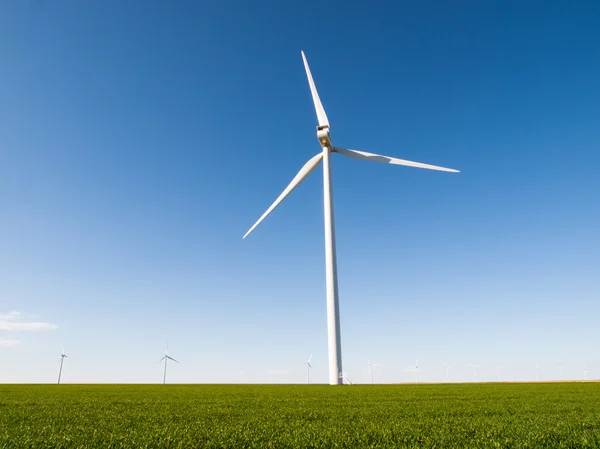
57, 347, 67, 384
305, 354, 312, 384
242, 51, 459, 385
496, 365, 504, 382
405, 360, 420, 383
558, 364, 564, 381
441, 361, 452, 383
467, 364, 479, 382
583, 364, 588, 381
341, 372, 353, 385
367, 360, 379, 384
157, 345, 180, 384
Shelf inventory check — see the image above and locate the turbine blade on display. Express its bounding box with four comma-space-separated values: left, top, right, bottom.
243, 152, 323, 239
167, 356, 180, 364
307, 353, 313, 363
334, 147, 459, 173
157, 356, 166, 363
301, 51, 329, 128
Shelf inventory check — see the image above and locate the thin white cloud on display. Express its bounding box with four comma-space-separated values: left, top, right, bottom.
0, 311, 20, 320
0, 338, 20, 347
0, 311, 57, 331
0, 321, 57, 331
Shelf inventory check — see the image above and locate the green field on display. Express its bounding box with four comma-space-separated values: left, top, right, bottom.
1, 383, 599, 448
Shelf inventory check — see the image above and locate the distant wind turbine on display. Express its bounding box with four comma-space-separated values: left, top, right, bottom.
467, 364, 479, 382
405, 360, 420, 383
305, 354, 312, 384
496, 366, 504, 382
339, 371, 352, 385
441, 361, 452, 383
558, 364, 564, 381
367, 361, 379, 384
583, 364, 588, 381
157, 345, 180, 384
57, 347, 67, 384
242, 51, 459, 385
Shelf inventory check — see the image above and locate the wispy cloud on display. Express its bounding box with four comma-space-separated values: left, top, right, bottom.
0, 338, 20, 347
0, 311, 57, 331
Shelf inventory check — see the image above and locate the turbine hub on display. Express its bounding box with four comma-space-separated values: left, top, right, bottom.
316, 125, 332, 148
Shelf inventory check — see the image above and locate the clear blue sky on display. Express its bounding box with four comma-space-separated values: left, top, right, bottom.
1, 0, 599, 384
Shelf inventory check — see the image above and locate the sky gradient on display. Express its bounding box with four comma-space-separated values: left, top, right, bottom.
1, 0, 599, 384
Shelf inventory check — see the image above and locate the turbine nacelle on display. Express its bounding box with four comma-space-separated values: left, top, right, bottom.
317, 125, 332, 148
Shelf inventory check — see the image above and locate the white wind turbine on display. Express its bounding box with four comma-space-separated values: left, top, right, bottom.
468, 364, 479, 382
305, 354, 312, 384
583, 364, 588, 381
558, 364, 564, 381
243, 51, 459, 385
441, 361, 452, 383
157, 345, 180, 384
496, 365, 504, 382
405, 360, 420, 383
367, 360, 379, 384
57, 347, 67, 384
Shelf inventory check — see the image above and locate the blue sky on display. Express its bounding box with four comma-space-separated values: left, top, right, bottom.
1, 0, 599, 384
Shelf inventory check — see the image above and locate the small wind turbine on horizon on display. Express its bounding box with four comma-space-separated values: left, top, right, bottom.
558, 364, 564, 381
496, 366, 504, 382
242, 51, 459, 385
405, 360, 420, 383
468, 364, 479, 382
305, 354, 312, 384
340, 372, 353, 385
367, 361, 379, 384
583, 364, 588, 381
57, 347, 67, 384
441, 361, 452, 383
157, 345, 180, 384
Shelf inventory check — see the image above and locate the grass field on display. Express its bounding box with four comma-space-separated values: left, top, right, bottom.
1, 383, 599, 448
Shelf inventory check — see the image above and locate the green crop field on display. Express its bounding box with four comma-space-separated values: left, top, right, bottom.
1, 383, 599, 448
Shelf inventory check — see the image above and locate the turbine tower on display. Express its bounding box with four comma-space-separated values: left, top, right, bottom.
57, 347, 67, 384
157, 345, 180, 384
305, 354, 312, 384
243, 51, 459, 385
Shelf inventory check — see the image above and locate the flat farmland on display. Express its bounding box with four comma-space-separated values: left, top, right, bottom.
1, 383, 599, 448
